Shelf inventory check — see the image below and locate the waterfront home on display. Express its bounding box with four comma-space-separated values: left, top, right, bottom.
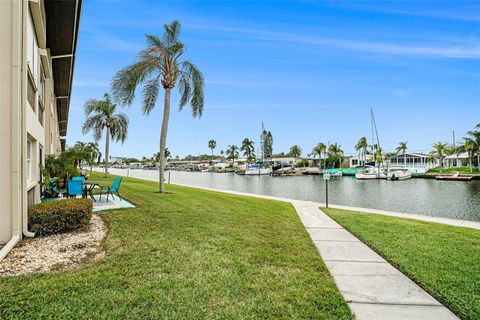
0, 0, 82, 259
349, 155, 374, 167
271, 157, 296, 166
110, 156, 127, 164
444, 152, 469, 168
387, 153, 435, 173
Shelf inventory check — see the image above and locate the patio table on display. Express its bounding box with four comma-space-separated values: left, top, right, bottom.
84, 182, 99, 202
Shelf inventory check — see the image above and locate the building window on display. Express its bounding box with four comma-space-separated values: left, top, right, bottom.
39, 145, 44, 183
27, 72, 36, 111
27, 140, 32, 182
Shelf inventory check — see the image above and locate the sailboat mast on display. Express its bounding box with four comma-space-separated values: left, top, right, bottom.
371, 108, 381, 149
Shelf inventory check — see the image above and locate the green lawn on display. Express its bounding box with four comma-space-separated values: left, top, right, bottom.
323, 208, 480, 320
427, 166, 480, 175
0, 173, 352, 319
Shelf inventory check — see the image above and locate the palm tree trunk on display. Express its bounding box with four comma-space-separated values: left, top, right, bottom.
469, 153, 472, 173
158, 88, 171, 193
477, 151, 480, 172
104, 126, 110, 178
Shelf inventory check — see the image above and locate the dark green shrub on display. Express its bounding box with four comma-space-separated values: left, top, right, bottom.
28, 199, 93, 236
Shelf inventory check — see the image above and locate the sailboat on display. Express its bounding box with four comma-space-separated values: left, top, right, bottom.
244, 122, 273, 176
355, 108, 387, 180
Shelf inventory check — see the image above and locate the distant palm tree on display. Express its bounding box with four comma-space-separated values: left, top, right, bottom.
82, 93, 128, 177
396, 141, 408, 167
327, 143, 344, 168
154, 148, 171, 164
208, 139, 216, 165
432, 142, 448, 167
112, 20, 204, 193
466, 129, 480, 171
241, 138, 255, 163
85, 142, 101, 173
226, 145, 239, 168
71, 141, 91, 168
289, 145, 302, 158
311, 143, 326, 168
458, 138, 475, 172
355, 137, 368, 167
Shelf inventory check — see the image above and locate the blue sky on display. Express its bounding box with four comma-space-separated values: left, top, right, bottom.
68, 0, 480, 159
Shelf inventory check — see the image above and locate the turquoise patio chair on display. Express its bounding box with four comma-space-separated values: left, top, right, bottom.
72, 176, 86, 197
67, 180, 83, 198
99, 177, 122, 202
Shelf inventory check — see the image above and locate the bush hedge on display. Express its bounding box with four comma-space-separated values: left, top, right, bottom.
28, 198, 93, 236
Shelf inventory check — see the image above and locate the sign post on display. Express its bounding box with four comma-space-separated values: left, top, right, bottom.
323, 173, 330, 208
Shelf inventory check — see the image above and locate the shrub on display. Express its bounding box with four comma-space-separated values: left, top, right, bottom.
28, 198, 93, 236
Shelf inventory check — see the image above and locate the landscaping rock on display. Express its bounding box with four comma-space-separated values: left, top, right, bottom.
0, 214, 107, 276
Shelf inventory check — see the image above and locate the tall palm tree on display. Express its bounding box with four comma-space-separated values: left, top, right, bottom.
395, 141, 408, 167
466, 130, 480, 171
432, 142, 448, 167
289, 145, 302, 158
112, 20, 204, 193
226, 145, 239, 168
82, 93, 128, 177
355, 137, 368, 166
327, 143, 344, 168
241, 138, 255, 163
208, 139, 216, 164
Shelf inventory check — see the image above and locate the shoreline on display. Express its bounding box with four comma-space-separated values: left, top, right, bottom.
93, 167, 480, 231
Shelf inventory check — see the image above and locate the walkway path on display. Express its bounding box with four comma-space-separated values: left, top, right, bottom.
172, 183, 459, 320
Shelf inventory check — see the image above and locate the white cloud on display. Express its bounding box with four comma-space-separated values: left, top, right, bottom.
192, 24, 480, 59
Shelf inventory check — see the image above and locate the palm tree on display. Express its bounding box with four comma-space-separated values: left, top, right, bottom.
395, 141, 408, 168
71, 141, 91, 169
466, 130, 480, 171
432, 142, 448, 167
226, 145, 239, 168
85, 142, 101, 173
241, 138, 255, 164
82, 93, 128, 177
289, 145, 302, 158
208, 139, 216, 164
327, 143, 344, 168
154, 148, 171, 164
458, 138, 475, 172
311, 144, 323, 168
112, 20, 204, 193
355, 137, 368, 167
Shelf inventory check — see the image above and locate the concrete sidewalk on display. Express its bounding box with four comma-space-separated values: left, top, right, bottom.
169, 183, 460, 319
292, 200, 459, 320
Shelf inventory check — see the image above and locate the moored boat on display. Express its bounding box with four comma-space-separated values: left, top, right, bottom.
355, 167, 387, 179
387, 168, 412, 180
245, 164, 272, 175
435, 173, 473, 181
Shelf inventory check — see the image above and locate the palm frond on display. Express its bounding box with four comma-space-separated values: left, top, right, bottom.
142, 76, 161, 115
112, 59, 160, 106
82, 114, 104, 140
110, 112, 129, 143
179, 60, 204, 117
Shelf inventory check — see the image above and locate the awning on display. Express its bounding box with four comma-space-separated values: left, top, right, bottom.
44, 0, 82, 137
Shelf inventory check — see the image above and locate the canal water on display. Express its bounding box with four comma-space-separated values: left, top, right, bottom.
104, 168, 480, 222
